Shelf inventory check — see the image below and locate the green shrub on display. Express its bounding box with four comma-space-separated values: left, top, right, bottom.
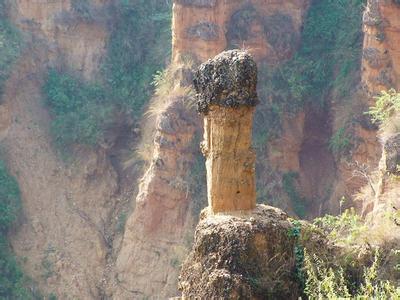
304, 249, 400, 299
0, 160, 40, 299
0, 0, 21, 96
313, 208, 367, 246
255, 0, 364, 114
329, 126, 352, 156
282, 172, 307, 218
103, 0, 172, 116
367, 89, 400, 124
0, 161, 21, 233
43, 69, 113, 148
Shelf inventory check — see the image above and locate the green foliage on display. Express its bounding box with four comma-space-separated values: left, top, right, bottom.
0, 161, 21, 232
280, 0, 364, 108
43, 69, 113, 148
0, 0, 21, 97
103, 0, 172, 116
304, 249, 400, 299
367, 89, 400, 124
288, 220, 306, 292
313, 208, 367, 246
329, 126, 352, 156
256, 0, 364, 114
0, 160, 42, 299
71, 0, 93, 21
282, 172, 306, 218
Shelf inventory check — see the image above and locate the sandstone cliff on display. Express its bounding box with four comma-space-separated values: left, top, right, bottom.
1, 1, 139, 298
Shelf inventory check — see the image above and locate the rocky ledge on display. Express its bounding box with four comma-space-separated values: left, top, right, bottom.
179, 205, 299, 299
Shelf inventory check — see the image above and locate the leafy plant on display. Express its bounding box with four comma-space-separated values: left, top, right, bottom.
329, 126, 352, 156
43, 69, 113, 149
0, 160, 41, 299
0, 161, 21, 233
367, 89, 400, 124
103, 0, 172, 116
313, 208, 367, 246
282, 172, 306, 218
303, 249, 400, 299
0, 0, 21, 96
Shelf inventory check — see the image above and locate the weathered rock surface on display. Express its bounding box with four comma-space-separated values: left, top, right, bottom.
172, 0, 310, 62
194, 50, 258, 212
179, 205, 298, 299
194, 50, 258, 113
384, 134, 400, 176
362, 0, 400, 95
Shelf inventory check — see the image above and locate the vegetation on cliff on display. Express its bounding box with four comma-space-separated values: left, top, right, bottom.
44, 0, 172, 150
0, 161, 42, 299
0, 0, 21, 97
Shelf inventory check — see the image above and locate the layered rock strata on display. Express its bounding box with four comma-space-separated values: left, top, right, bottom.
194, 50, 258, 212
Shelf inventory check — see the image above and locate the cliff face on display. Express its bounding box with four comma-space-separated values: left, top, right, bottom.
115, 97, 198, 298
172, 0, 309, 62
0, 1, 138, 298
362, 0, 400, 95
114, 1, 311, 298
359, 0, 400, 215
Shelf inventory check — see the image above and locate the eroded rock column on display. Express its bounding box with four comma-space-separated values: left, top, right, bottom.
193, 50, 258, 213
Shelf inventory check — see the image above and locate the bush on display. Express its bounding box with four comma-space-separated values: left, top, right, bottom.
282, 172, 307, 218
43, 69, 113, 148
304, 249, 400, 299
367, 89, 400, 125
329, 126, 352, 156
0, 160, 40, 299
0, 0, 21, 96
103, 0, 172, 116
0, 161, 21, 233
255, 0, 364, 113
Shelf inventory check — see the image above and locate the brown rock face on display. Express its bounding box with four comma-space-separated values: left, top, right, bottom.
172, 0, 310, 62
179, 205, 298, 299
362, 0, 400, 95
194, 50, 258, 212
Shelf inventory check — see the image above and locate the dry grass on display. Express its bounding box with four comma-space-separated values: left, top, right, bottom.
124, 58, 196, 168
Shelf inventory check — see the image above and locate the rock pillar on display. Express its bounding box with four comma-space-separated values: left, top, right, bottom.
193, 50, 258, 213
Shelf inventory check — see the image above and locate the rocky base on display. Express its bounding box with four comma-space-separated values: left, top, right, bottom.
179, 205, 299, 299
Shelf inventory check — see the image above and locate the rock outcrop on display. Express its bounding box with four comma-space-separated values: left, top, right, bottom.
362, 0, 400, 96
172, 0, 310, 62
359, 0, 400, 215
179, 205, 298, 299
194, 50, 258, 212
179, 51, 298, 299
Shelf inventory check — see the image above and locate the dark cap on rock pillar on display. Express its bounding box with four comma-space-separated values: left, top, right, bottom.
194, 50, 259, 213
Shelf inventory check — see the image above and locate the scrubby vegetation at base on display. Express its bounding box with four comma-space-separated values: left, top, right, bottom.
0, 0, 21, 97
0, 161, 45, 299
295, 209, 400, 299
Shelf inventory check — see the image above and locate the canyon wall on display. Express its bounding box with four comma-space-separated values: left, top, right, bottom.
360, 0, 400, 216
114, 0, 311, 298
1, 1, 139, 298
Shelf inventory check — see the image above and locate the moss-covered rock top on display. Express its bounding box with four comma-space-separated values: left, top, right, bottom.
194, 50, 259, 114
